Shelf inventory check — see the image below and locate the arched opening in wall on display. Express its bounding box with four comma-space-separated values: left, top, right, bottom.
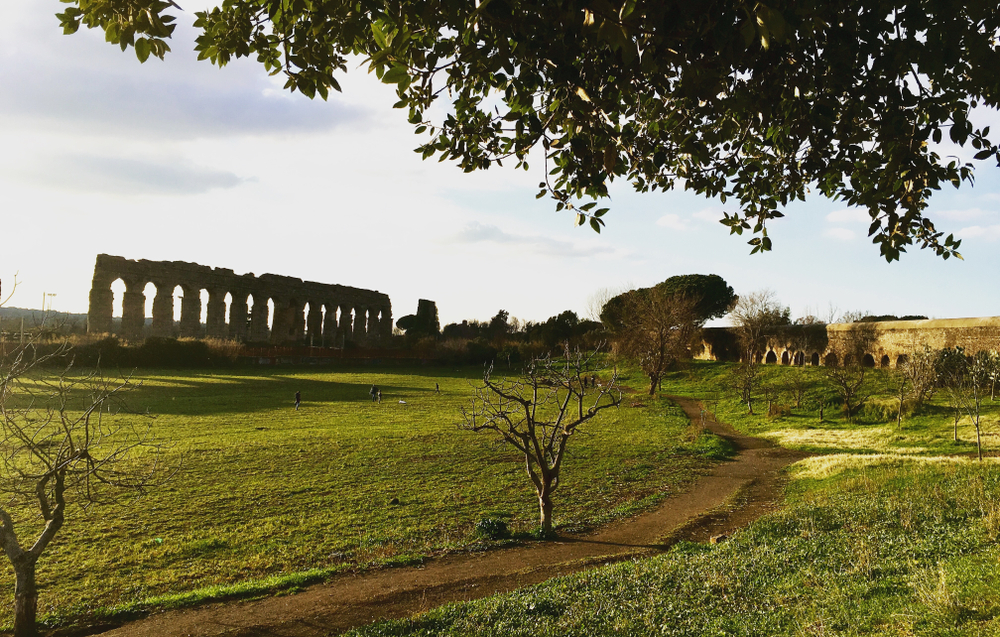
143, 282, 156, 337
110, 279, 126, 330
880, 355, 891, 368
172, 285, 184, 327
862, 354, 876, 368
825, 352, 839, 367
843, 353, 855, 367
781, 351, 790, 365
267, 298, 275, 332
246, 294, 256, 337
224, 292, 233, 334
794, 352, 804, 366
765, 350, 777, 364
199, 289, 210, 329
811, 352, 820, 366
302, 301, 310, 345
896, 354, 909, 367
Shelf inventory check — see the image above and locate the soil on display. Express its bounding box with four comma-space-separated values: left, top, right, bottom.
84, 396, 808, 637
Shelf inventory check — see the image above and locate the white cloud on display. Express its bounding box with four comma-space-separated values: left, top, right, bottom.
0, 6, 367, 140
18, 155, 247, 195
655, 213, 690, 231
826, 209, 870, 225
445, 222, 616, 258
956, 225, 1000, 241
692, 207, 723, 223
824, 227, 856, 241
934, 207, 998, 221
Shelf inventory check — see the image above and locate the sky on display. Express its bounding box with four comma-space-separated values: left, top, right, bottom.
2, 3, 1000, 327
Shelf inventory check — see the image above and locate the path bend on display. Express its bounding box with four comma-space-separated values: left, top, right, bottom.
92, 396, 807, 637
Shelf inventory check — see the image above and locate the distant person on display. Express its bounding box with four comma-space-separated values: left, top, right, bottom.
294, 390, 301, 410
435, 382, 440, 394
377, 389, 382, 404
370, 385, 378, 402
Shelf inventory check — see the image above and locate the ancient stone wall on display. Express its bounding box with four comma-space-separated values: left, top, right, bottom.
87, 254, 392, 346
696, 317, 1000, 367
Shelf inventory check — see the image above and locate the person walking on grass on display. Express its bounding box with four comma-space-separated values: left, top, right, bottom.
435, 382, 440, 394
294, 390, 301, 410
370, 385, 379, 402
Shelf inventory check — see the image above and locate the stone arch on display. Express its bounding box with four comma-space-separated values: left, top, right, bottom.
322, 302, 338, 347
120, 279, 148, 341
765, 350, 778, 364
896, 354, 909, 367
340, 305, 354, 345
204, 288, 228, 338
249, 293, 271, 342
880, 354, 891, 368
780, 351, 790, 365
794, 351, 805, 366
179, 285, 204, 338
150, 281, 175, 338
862, 353, 876, 368
810, 352, 820, 366
87, 255, 394, 346
843, 353, 855, 367
306, 300, 323, 346
824, 352, 839, 367
228, 291, 250, 342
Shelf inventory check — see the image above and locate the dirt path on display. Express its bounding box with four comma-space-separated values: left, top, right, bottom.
90, 396, 807, 637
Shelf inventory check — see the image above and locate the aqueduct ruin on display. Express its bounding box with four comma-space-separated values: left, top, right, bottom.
697, 316, 1000, 368
87, 254, 392, 346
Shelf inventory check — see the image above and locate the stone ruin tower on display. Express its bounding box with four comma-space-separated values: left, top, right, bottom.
87, 254, 392, 346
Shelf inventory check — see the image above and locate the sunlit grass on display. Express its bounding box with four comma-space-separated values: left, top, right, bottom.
0, 365, 725, 629
348, 457, 1000, 636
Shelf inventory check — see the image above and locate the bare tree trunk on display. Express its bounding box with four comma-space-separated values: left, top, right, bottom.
976, 421, 983, 461
13, 555, 38, 637
954, 409, 961, 442
538, 489, 554, 536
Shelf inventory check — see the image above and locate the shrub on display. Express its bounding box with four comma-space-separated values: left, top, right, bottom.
474, 518, 510, 540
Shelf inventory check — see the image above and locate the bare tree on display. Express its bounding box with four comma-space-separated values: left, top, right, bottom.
728, 290, 789, 414
0, 344, 166, 637
615, 291, 701, 395
585, 284, 633, 323
821, 322, 879, 421
888, 346, 939, 429
460, 351, 621, 536
937, 347, 992, 460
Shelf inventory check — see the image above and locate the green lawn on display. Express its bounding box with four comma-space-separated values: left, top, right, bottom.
344, 361, 1000, 637
0, 365, 726, 629
658, 361, 1000, 458
350, 459, 1000, 637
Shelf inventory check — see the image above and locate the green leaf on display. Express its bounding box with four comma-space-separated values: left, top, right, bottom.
590, 217, 601, 233
382, 65, 409, 85
135, 38, 151, 63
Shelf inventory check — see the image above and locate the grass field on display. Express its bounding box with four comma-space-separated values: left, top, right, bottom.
658, 361, 1000, 458
349, 458, 1000, 637
343, 361, 1000, 636
0, 364, 728, 630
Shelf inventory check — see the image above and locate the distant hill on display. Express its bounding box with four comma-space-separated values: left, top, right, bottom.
0, 306, 88, 322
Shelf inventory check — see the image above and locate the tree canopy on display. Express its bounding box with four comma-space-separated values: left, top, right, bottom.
600, 273, 735, 330
59, 0, 1000, 260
